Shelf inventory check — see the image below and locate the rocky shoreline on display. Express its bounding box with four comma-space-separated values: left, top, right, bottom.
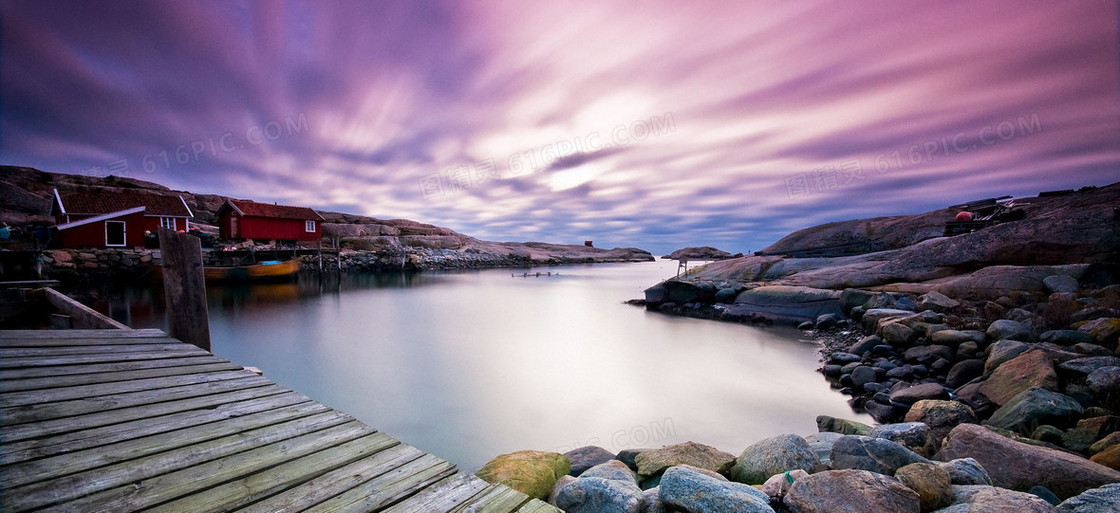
474, 280, 1120, 512
471, 184, 1120, 512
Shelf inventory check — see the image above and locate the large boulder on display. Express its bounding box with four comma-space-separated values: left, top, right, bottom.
730, 285, 843, 323
938, 457, 992, 486
476, 450, 571, 500
830, 435, 931, 475
659, 465, 774, 513
1090, 444, 1120, 471
1060, 356, 1120, 377
729, 434, 820, 485
1044, 275, 1080, 293
869, 422, 939, 458
947, 484, 1058, 512
987, 319, 1035, 342
634, 441, 735, 479
815, 415, 872, 435
565, 446, 616, 477
978, 349, 1059, 406
1055, 482, 1120, 512
554, 460, 644, 513
784, 469, 920, 513
986, 386, 1084, 434
895, 462, 952, 512
936, 423, 1120, 498
904, 400, 978, 446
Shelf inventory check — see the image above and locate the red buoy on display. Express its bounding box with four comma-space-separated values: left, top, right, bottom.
955, 211, 974, 221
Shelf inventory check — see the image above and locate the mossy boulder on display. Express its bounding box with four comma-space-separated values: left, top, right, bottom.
476, 450, 571, 500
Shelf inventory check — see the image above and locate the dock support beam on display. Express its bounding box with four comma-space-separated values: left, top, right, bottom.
159, 228, 211, 351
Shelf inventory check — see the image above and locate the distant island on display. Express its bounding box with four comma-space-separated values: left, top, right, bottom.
662, 246, 740, 260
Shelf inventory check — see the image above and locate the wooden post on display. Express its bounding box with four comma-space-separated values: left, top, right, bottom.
158, 228, 211, 351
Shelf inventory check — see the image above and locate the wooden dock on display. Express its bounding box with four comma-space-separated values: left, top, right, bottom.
0, 328, 557, 512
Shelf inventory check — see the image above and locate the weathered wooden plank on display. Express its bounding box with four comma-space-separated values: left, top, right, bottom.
234, 444, 427, 513
0, 347, 210, 369
516, 499, 564, 513
3, 414, 367, 512
0, 389, 305, 465
26, 421, 383, 513
1, 374, 271, 426
0, 328, 166, 340
0, 354, 228, 380
380, 473, 490, 513
41, 287, 130, 330
0, 342, 189, 358
455, 484, 533, 512
0, 361, 243, 392
2, 399, 331, 489
146, 433, 401, 513
301, 454, 458, 513
0, 368, 259, 407
1, 381, 285, 443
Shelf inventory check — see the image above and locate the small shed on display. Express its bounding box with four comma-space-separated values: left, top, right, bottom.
217, 199, 324, 242
52, 189, 194, 248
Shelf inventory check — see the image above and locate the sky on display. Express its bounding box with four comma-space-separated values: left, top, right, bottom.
2, 1, 1119, 255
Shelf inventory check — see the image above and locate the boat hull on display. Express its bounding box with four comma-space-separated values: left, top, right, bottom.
203, 259, 301, 282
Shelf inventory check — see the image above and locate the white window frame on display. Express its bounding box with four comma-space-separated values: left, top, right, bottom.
305, 220, 316, 232
105, 220, 127, 247
159, 217, 177, 230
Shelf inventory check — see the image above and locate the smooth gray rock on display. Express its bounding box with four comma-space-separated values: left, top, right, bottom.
849, 335, 882, 356
987, 319, 1035, 342
1055, 482, 1120, 512
850, 365, 878, 391
730, 434, 819, 485
554, 461, 644, 513
1061, 357, 1120, 377
931, 329, 986, 347
918, 291, 960, 313
1044, 274, 1080, 293
816, 415, 872, 435
883, 322, 917, 345
785, 469, 920, 513
890, 383, 950, 406
614, 448, 651, 472
938, 458, 992, 486
731, 285, 843, 323
987, 387, 1084, 434
659, 465, 774, 513
946, 359, 985, 388
830, 435, 930, 475
566, 446, 617, 476
869, 422, 938, 458
1087, 366, 1120, 411
804, 432, 844, 466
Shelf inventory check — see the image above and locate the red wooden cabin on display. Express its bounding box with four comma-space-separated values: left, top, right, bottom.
217, 199, 323, 242
52, 189, 194, 248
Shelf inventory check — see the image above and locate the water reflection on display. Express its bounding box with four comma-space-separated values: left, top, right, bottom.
96, 261, 870, 471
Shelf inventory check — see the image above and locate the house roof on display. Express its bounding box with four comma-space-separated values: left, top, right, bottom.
55, 189, 193, 217
223, 199, 324, 221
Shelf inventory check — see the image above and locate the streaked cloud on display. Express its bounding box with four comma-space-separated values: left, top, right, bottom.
2, 0, 1117, 255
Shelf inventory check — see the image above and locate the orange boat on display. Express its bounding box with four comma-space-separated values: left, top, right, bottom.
203, 259, 301, 282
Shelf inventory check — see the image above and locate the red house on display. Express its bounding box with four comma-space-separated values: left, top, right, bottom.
52, 189, 194, 248
217, 199, 323, 242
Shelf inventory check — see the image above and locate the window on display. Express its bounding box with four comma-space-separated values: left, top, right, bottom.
305, 220, 316, 232
159, 217, 177, 230
105, 221, 126, 247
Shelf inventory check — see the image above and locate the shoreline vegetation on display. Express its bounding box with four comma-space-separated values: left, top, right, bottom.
475, 183, 1120, 512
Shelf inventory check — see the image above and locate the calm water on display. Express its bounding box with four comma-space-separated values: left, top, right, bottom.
105, 260, 868, 470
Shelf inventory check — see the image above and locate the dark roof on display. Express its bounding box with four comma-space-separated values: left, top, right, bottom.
225, 199, 324, 220
57, 190, 192, 217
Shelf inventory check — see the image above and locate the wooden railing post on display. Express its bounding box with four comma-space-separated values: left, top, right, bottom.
158, 228, 211, 351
